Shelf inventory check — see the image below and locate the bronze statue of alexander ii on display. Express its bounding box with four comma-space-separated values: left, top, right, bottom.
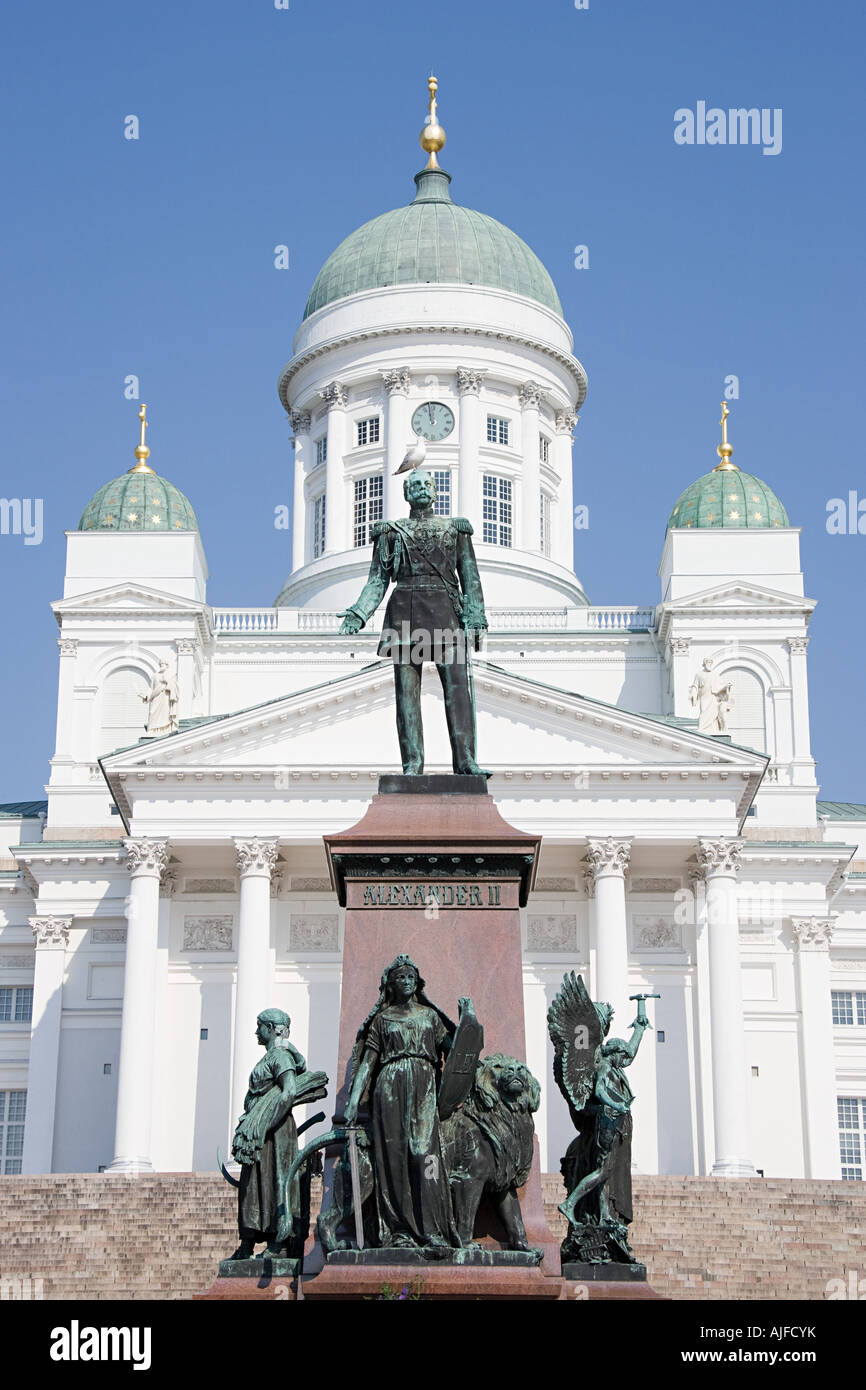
338, 468, 489, 776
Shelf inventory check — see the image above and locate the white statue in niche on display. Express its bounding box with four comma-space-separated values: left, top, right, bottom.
141, 660, 179, 735
689, 657, 733, 734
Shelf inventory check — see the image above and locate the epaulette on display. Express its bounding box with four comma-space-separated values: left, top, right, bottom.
371, 519, 393, 539
453, 517, 474, 534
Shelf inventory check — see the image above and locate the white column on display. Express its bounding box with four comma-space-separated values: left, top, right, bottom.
108, 838, 168, 1172
697, 838, 755, 1176
291, 409, 311, 571
554, 407, 577, 569
321, 382, 348, 555
382, 367, 411, 520
792, 917, 841, 1179
230, 838, 279, 1134
174, 640, 197, 721
54, 639, 79, 759
21, 916, 71, 1174
585, 837, 632, 1025
519, 381, 542, 552
457, 368, 484, 521
787, 637, 813, 766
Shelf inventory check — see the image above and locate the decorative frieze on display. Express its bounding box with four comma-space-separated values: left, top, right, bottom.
320, 381, 348, 411
527, 915, 577, 952
234, 838, 279, 878
696, 838, 742, 878
182, 916, 233, 952
183, 878, 236, 896
290, 877, 331, 893
585, 837, 632, 879
632, 915, 681, 950
91, 926, 127, 944
30, 916, 72, 948
0, 953, 34, 968
630, 877, 681, 894
124, 838, 169, 878
456, 367, 485, 396
535, 877, 576, 892
289, 914, 339, 952
791, 917, 835, 951
381, 366, 411, 396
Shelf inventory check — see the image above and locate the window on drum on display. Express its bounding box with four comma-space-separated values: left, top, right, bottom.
354, 474, 384, 547
482, 474, 512, 546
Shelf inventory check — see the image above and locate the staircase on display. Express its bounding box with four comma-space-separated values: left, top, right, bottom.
1, 1174, 863, 1300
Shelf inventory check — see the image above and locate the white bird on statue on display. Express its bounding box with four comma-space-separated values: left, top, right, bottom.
394, 436, 427, 474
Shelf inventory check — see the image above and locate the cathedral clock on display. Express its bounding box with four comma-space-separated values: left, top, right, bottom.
411, 401, 455, 441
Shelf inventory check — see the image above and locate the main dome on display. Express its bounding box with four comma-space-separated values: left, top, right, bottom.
303, 169, 563, 320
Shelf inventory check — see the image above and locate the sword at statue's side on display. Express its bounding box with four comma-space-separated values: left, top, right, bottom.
346, 1124, 365, 1251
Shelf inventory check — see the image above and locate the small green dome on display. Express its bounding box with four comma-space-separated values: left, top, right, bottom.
304, 169, 563, 319
78, 469, 198, 532
667, 467, 789, 532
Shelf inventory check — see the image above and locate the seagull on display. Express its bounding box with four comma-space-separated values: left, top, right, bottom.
394, 436, 427, 474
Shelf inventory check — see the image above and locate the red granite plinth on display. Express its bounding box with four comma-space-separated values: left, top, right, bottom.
301, 1262, 562, 1301
322, 784, 561, 1275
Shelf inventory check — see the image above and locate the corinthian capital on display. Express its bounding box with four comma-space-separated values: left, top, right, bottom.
234, 837, 280, 877
57, 638, 78, 658
456, 367, 485, 397
518, 380, 544, 410
124, 838, 169, 878
786, 637, 810, 655
381, 367, 411, 396
585, 837, 632, 879
291, 409, 312, 435
555, 408, 579, 435
791, 917, 835, 951
320, 382, 348, 411
30, 915, 73, 948
696, 838, 742, 878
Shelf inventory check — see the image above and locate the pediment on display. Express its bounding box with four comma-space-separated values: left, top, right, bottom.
53, 582, 206, 617
662, 580, 814, 614
101, 659, 765, 777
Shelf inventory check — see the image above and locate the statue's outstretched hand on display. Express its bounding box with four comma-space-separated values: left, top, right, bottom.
338, 610, 364, 636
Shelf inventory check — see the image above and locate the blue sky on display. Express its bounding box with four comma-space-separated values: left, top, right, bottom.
1, 0, 864, 799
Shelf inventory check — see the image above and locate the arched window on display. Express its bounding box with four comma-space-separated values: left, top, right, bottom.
100, 666, 149, 753
723, 668, 766, 753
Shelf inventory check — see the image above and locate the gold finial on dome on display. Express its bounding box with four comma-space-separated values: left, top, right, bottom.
130, 403, 155, 474
714, 400, 738, 471
419, 74, 446, 169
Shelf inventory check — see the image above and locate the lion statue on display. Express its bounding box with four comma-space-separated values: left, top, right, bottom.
441, 1053, 541, 1253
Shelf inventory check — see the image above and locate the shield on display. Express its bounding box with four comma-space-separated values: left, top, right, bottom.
437, 1001, 484, 1120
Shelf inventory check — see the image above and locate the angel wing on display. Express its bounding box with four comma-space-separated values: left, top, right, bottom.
547, 971, 603, 1128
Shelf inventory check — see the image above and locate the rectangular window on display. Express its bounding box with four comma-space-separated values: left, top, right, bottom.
353, 474, 384, 547
315, 437, 327, 467
539, 434, 550, 464
486, 415, 509, 446
0, 1090, 26, 1175
356, 417, 380, 447
482, 475, 513, 547
433, 469, 452, 517
0, 987, 32, 1024
313, 493, 326, 559
832, 991, 866, 1025
838, 1096, 866, 1180
540, 493, 551, 555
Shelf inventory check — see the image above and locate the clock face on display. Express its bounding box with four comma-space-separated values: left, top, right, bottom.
411, 401, 455, 441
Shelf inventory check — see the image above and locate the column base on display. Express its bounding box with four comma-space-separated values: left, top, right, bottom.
105, 1157, 155, 1174
711, 1157, 757, 1177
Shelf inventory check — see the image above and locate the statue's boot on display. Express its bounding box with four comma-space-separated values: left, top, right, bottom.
394, 661, 425, 773
438, 661, 491, 777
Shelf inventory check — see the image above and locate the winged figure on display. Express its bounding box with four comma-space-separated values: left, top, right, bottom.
547, 972, 653, 1266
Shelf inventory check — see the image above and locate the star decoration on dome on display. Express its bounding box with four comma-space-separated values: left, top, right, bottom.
128, 513, 138, 522
729, 510, 740, 519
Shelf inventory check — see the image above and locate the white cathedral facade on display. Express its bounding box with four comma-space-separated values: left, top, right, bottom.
2, 92, 865, 1189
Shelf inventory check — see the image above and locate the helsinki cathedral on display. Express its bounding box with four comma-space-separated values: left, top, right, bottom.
1, 80, 864, 1187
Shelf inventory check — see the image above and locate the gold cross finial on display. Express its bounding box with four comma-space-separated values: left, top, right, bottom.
714, 400, 736, 471
419, 73, 446, 169
130, 403, 155, 474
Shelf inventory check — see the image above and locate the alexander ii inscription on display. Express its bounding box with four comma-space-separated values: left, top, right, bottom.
348, 879, 517, 910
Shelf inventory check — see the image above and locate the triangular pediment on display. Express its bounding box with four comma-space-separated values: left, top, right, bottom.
662, 580, 815, 614
53, 582, 206, 617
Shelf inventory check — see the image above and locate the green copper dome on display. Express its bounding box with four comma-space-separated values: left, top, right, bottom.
303, 169, 563, 319
667, 467, 789, 531
78, 469, 198, 532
